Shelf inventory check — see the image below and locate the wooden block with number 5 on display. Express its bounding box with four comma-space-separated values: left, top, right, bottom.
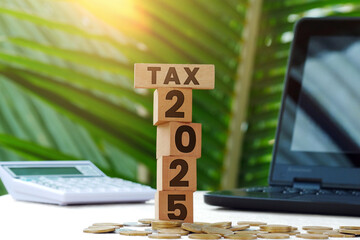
157, 156, 196, 191
156, 122, 201, 159
153, 88, 192, 126
155, 191, 193, 223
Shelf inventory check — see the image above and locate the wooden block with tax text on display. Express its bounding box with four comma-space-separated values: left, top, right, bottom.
156, 122, 201, 159
134, 63, 215, 89
157, 156, 196, 191
155, 190, 193, 223
153, 88, 192, 126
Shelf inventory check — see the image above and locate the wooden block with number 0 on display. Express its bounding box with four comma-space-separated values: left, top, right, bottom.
154, 88, 192, 126
156, 122, 201, 159
155, 191, 193, 223
157, 156, 196, 191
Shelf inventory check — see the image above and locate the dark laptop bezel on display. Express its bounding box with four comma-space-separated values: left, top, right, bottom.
269, 17, 360, 189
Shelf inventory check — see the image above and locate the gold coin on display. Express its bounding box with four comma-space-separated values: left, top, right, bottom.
296, 234, 329, 239
225, 234, 257, 239
258, 233, 289, 239
238, 221, 267, 226
148, 233, 181, 239
210, 222, 232, 228
152, 220, 183, 229
92, 222, 123, 227
289, 231, 301, 236
188, 234, 221, 239
202, 226, 234, 236
324, 233, 355, 238
302, 226, 333, 231
139, 218, 156, 224
260, 225, 292, 233
340, 226, 360, 230
119, 230, 152, 236
235, 230, 266, 234
182, 223, 204, 233
292, 227, 298, 231
87, 226, 120, 230
307, 230, 330, 234
230, 225, 250, 231
339, 229, 360, 235
83, 226, 116, 233
157, 227, 189, 236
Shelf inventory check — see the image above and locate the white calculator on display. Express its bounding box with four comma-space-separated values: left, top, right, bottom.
0, 161, 155, 205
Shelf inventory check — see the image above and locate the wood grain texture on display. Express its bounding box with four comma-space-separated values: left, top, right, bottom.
134, 63, 215, 89
153, 88, 192, 126
156, 122, 201, 159
155, 190, 194, 223
157, 156, 197, 191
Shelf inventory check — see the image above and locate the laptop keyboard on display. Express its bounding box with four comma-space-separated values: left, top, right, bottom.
245, 186, 360, 196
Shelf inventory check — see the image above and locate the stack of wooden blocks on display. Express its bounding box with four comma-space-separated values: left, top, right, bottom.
134, 63, 215, 223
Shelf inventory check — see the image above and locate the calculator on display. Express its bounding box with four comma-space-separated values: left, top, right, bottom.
0, 161, 155, 205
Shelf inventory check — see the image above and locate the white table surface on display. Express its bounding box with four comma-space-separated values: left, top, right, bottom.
0, 191, 359, 240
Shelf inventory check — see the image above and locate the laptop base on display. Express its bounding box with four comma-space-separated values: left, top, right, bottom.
204, 187, 360, 216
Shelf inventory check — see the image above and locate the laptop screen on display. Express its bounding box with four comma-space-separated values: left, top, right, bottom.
271, 18, 360, 188
291, 36, 360, 154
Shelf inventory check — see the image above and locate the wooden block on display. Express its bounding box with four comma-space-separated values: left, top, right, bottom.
154, 88, 192, 126
156, 122, 201, 159
157, 156, 196, 191
134, 63, 215, 89
155, 190, 193, 223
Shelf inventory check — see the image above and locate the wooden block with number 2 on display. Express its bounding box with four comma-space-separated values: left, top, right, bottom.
153, 88, 192, 126
157, 122, 201, 159
157, 156, 196, 191
155, 191, 193, 223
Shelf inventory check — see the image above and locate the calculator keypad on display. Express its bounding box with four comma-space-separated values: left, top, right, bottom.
19, 177, 152, 193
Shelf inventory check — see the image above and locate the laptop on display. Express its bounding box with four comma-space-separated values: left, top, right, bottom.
204, 17, 360, 216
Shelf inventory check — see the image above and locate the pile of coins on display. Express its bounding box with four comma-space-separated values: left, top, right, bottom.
83, 219, 360, 239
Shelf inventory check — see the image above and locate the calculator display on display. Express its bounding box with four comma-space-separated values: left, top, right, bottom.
9, 167, 82, 176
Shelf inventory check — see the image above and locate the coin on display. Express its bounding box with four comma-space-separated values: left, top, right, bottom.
230, 225, 251, 231
235, 230, 266, 234
139, 218, 156, 224
124, 222, 151, 227
202, 226, 234, 236
324, 233, 355, 238
307, 230, 331, 234
340, 226, 360, 230
88, 225, 118, 229
182, 223, 204, 233
339, 229, 360, 235
148, 233, 181, 239
152, 220, 183, 229
92, 222, 123, 227
260, 225, 292, 233
238, 222, 267, 226
322, 231, 339, 235
225, 234, 257, 239
157, 227, 189, 235
302, 226, 333, 231
289, 231, 301, 236
258, 233, 290, 239
188, 234, 221, 239
296, 234, 329, 239
119, 230, 152, 236
83, 226, 116, 233
210, 222, 232, 228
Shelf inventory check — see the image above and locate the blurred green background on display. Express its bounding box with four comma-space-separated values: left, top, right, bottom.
0, 0, 359, 196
